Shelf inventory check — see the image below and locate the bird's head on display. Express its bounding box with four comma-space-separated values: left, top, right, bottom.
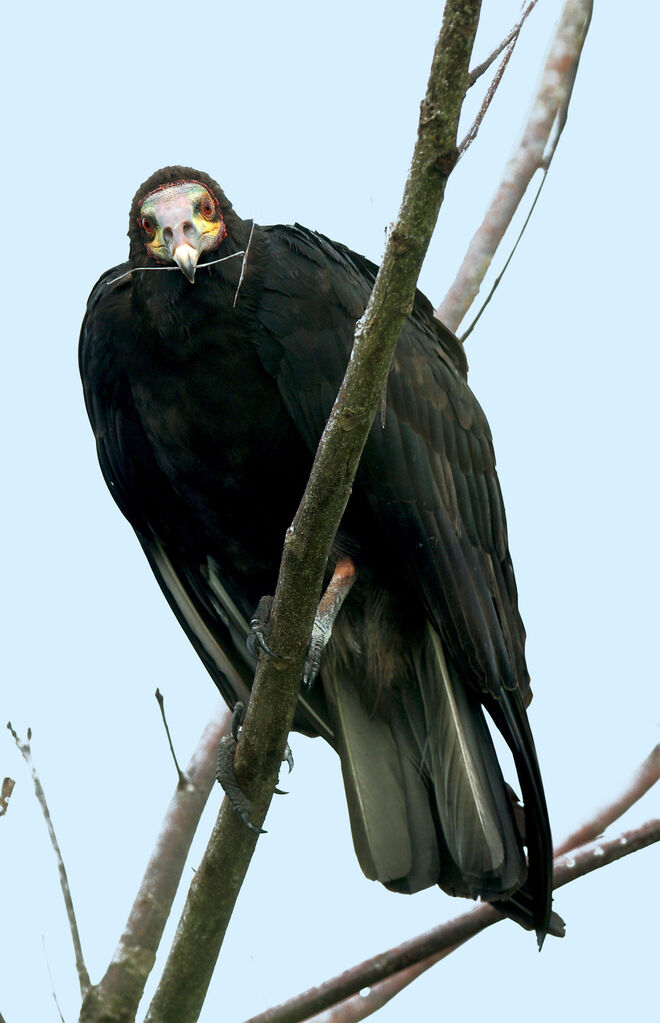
128, 167, 238, 283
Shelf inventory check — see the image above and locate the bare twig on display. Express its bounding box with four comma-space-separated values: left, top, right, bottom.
155, 687, 186, 786
144, 6, 483, 1022
555, 744, 660, 856
43, 936, 67, 1023
459, 38, 518, 159
243, 818, 660, 1023
0, 776, 15, 816
306, 945, 461, 1023
436, 0, 593, 335
468, 1, 538, 85
6, 722, 91, 997
459, 1, 539, 158
301, 745, 660, 1023
79, 706, 229, 1023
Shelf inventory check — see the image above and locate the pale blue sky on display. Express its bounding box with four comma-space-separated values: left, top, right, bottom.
1, 3, 658, 1021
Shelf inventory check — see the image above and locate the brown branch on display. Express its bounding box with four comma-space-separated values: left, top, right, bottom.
554, 744, 660, 857
306, 945, 462, 1023
155, 687, 186, 786
459, 1, 539, 157
304, 745, 660, 1023
7, 722, 91, 997
243, 818, 660, 1023
467, 1, 539, 85
436, 0, 593, 335
78, 706, 230, 1023
143, 5, 483, 1021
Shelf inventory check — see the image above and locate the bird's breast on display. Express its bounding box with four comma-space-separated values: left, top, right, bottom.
129, 330, 313, 601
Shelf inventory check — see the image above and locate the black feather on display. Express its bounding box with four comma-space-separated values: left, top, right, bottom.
79, 167, 555, 939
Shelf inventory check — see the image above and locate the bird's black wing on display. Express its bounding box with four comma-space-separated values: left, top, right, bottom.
254, 224, 552, 934
79, 265, 333, 742
255, 224, 524, 697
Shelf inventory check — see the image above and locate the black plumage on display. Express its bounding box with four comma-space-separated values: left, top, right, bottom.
79, 166, 554, 939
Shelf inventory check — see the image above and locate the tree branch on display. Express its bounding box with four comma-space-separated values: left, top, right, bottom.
467, 0, 538, 85
554, 744, 660, 857
306, 946, 461, 1023
144, 4, 483, 1021
243, 818, 660, 1023
7, 722, 91, 998
436, 0, 593, 335
459, 1, 539, 157
301, 744, 660, 1023
79, 706, 230, 1023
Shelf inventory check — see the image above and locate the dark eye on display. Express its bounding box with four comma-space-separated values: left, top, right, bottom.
140, 216, 155, 237
201, 194, 216, 220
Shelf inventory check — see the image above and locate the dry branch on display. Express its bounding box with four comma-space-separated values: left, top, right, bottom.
79, 707, 229, 1023
467, 0, 538, 85
555, 744, 660, 856
436, 0, 593, 335
7, 723, 91, 998
144, 4, 483, 1021
244, 818, 660, 1023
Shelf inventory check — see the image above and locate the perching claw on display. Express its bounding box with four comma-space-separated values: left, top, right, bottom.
216, 702, 266, 834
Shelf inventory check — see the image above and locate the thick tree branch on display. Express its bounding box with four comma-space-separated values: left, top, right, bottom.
78, 707, 229, 1023
244, 818, 660, 1023
7, 722, 91, 998
436, 0, 593, 335
144, 4, 483, 1021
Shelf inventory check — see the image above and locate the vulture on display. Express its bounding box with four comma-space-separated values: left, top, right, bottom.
79, 166, 557, 943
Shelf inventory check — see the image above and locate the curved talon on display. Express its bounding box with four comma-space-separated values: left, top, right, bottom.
248, 595, 280, 661
284, 743, 294, 774
274, 786, 289, 795
231, 700, 246, 741
303, 622, 330, 691
216, 732, 266, 835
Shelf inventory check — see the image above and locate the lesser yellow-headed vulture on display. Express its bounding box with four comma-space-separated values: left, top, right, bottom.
79, 166, 557, 942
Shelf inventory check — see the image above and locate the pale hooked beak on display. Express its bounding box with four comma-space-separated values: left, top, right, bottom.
172, 243, 199, 283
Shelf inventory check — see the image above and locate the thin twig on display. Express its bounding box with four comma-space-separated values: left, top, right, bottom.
459, 38, 518, 158
436, 0, 593, 334
144, 6, 483, 1021
42, 936, 67, 1023
243, 818, 660, 1023
78, 706, 230, 1023
555, 744, 660, 857
6, 722, 91, 997
306, 945, 462, 1023
155, 688, 186, 786
302, 744, 660, 1023
467, 0, 539, 85
459, 0, 541, 158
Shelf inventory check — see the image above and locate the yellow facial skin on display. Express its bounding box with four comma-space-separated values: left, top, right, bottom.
137, 181, 227, 281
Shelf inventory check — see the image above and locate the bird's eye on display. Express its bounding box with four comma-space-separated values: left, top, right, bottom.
201, 195, 216, 220
140, 216, 155, 237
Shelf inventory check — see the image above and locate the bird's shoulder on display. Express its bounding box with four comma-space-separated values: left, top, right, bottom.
256, 223, 468, 379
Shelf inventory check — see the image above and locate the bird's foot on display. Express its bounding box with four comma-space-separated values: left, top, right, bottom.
216, 701, 266, 834
302, 557, 356, 691
247, 595, 285, 665
302, 619, 332, 691
274, 745, 294, 794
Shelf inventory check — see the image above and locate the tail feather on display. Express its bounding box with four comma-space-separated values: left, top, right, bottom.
323, 673, 414, 882
322, 622, 535, 909
486, 689, 554, 943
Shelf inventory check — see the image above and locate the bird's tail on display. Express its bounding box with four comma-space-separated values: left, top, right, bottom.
322, 622, 555, 938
